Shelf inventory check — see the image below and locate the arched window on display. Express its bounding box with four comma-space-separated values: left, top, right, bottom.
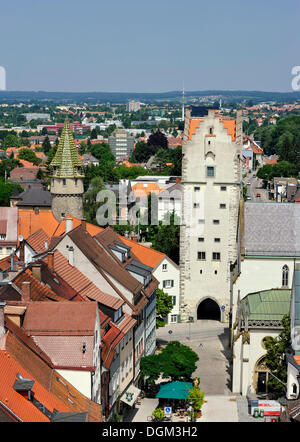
282, 265, 289, 287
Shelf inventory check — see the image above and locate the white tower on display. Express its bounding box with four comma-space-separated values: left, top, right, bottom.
179, 108, 243, 323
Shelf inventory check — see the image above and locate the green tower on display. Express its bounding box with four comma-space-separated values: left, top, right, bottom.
50, 119, 85, 221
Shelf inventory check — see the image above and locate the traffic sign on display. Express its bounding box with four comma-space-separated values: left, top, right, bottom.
221, 305, 225, 310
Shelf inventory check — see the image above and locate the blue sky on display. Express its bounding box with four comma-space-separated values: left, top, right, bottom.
0, 0, 299, 92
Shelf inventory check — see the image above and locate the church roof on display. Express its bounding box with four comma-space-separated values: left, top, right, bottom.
50, 120, 84, 178
241, 289, 291, 322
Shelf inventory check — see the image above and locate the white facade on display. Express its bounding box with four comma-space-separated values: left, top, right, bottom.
153, 257, 180, 324
232, 328, 280, 396
179, 109, 242, 322
232, 257, 296, 322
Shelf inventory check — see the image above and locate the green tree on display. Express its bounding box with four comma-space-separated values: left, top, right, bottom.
151, 212, 180, 264
2, 133, 21, 150
42, 136, 51, 154
83, 176, 105, 224
0, 180, 22, 206
264, 314, 290, 395
18, 148, 41, 165
140, 341, 199, 384
156, 288, 173, 329
140, 354, 162, 385
159, 341, 199, 381
0, 158, 22, 179
147, 130, 168, 151
129, 141, 154, 163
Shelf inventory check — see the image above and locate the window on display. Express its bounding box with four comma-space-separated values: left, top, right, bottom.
198, 237, 204, 242
198, 219, 205, 224
282, 265, 289, 287
171, 315, 177, 323
121, 338, 124, 349
163, 280, 174, 288
172, 296, 176, 306
200, 269, 202, 274
220, 186, 227, 191
197, 252, 206, 260
194, 203, 200, 208
214, 270, 218, 275
0, 234, 6, 240
213, 219, 220, 224
212, 252, 221, 261
207, 166, 215, 177
162, 263, 167, 271
63, 179, 66, 186
214, 238, 221, 243
194, 186, 200, 191
208, 140, 211, 145
220, 203, 226, 209
209, 127, 213, 134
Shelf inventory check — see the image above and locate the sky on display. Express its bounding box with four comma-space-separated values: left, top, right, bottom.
0, 0, 299, 92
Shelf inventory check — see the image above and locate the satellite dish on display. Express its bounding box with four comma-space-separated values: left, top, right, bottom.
18, 235, 24, 242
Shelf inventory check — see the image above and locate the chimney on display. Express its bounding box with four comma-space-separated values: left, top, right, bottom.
31, 264, 41, 281
0, 302, 6, 346
48, 252, 54, 271
68, 246, 74, 266
21, 282, 31, 302
19, 241, 25, 263
65, 217, 73, 234
81, 219, 86, 231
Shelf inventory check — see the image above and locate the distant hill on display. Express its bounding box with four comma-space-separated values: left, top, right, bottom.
1, 90, 300, 104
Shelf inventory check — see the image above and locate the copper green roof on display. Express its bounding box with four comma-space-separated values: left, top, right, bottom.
50, 119, 84, 178
241, 289, 291, 321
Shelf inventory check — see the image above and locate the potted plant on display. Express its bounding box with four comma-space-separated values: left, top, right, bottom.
189, 411, 197, 422
152, 407, 164, 421
115, 413, 122, 422
187, 384, 205, 419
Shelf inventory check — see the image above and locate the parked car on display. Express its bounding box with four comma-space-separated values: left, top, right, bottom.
247, 182, 251, 185
256, 193, 261, 197
246, 195, 252, 200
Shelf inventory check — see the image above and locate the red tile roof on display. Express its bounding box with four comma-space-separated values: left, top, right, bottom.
18, 209, 103, 243
22, 302, 98, 336
43, 250, 123, 310
5, 317, 101, 421
25, 228, 49, 254
0, 350, 70, 421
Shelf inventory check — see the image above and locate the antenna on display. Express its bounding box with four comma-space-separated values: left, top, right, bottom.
182, 81, 185, 121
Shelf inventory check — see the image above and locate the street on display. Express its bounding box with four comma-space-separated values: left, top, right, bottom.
244, 171, 269, 202
156, 320, 232, 395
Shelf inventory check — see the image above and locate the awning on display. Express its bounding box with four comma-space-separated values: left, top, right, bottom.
156, 381, 193, 400
120, 385, 141, 407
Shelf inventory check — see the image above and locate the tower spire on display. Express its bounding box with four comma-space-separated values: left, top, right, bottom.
50, 119, 84, 178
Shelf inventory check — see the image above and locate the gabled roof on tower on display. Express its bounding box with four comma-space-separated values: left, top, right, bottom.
50, 119, 84, 178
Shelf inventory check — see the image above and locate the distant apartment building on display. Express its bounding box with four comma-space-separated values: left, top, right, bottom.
38, 121, 90, 135
127, 101, 141, 112
109, 129, 134, 160
23, 113, 51, 121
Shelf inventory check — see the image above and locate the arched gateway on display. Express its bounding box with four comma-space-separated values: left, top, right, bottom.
197, 298, 221, 321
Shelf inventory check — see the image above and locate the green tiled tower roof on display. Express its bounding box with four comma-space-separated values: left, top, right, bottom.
50, 119, 84, 178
